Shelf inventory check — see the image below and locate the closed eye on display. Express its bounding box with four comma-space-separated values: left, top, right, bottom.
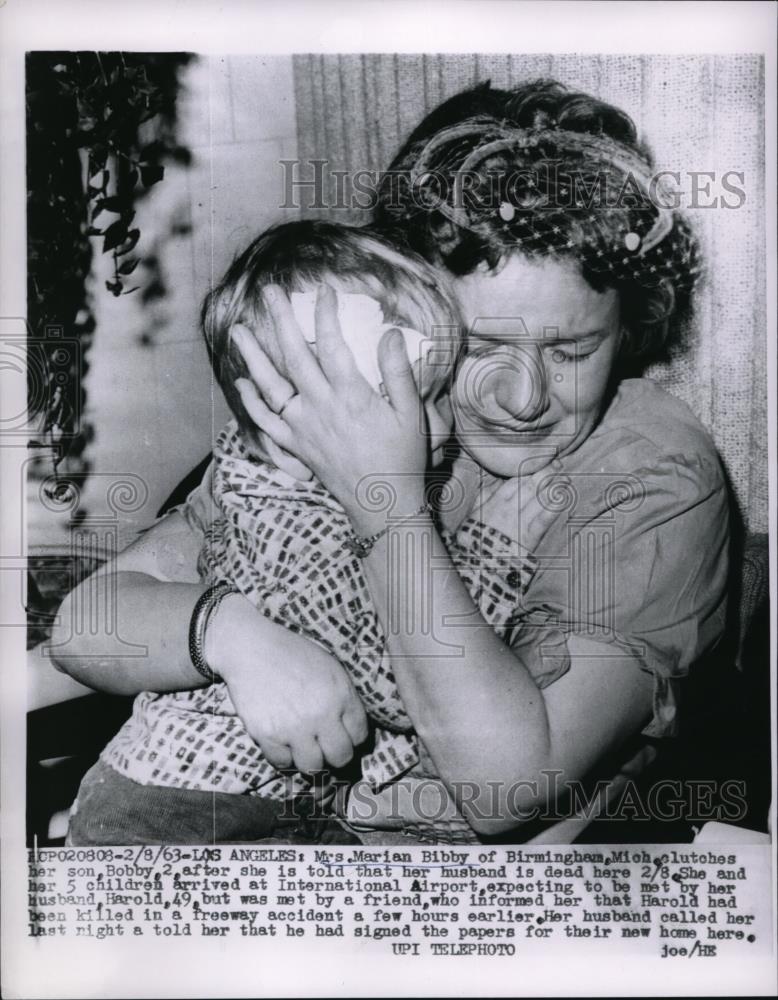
465, 337, 602, 363
550, 346, 597, 364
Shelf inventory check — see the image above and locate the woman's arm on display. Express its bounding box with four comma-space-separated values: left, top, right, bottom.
51, 508, 214, 692
356, 512, 653, 834
50, 509, 368, 772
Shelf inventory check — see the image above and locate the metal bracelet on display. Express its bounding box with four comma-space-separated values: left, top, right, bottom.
188, 580, 237, 683
343, 501, 433, 559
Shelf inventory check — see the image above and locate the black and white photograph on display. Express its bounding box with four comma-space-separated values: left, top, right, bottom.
2, 1, 775, 996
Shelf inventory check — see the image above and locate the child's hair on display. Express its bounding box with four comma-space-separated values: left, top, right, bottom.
202, 219, 462, 439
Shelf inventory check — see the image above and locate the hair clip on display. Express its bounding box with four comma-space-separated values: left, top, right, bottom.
637, 210, 673, 255
624, 232, 641, 252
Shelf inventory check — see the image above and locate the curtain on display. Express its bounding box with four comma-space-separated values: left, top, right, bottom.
293, 54, 767, 533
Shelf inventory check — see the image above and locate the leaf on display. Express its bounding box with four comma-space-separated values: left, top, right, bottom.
140, 163, 164, 187
92, 197, 128, 223
117, 257, 139, 275
44, 480, 77, 504
92, 199, 133, 225
140, 140, 164, 159
94, 195, 125, 214
170, 147, 193, 167
115, 229, 140, 256
102, 220, 128, 252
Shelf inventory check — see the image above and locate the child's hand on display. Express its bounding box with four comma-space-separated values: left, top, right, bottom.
211, 593, 369, 773
232, 283, 430, 533
474, 465, 570, 555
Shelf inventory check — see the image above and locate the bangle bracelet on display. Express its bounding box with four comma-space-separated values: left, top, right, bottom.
189, 580, 237, 683
343, 501, 433, 558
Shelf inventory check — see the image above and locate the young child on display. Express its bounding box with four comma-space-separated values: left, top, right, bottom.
67, 221, 470, 841
197, 220, 460, 799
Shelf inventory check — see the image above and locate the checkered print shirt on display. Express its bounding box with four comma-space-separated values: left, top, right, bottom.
102, 421, 538, 812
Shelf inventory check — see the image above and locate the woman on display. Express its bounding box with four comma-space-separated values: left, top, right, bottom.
53, 80, 729, 842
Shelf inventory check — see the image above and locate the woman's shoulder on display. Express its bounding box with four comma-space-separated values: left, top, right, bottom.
554, 378, 729, 547
577, 377, 724, 486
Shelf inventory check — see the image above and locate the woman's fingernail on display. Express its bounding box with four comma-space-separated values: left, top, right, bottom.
232, 327, 247, 348
263, 285, 277, 304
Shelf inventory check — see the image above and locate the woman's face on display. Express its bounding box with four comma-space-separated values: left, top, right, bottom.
450, 254, 622, 478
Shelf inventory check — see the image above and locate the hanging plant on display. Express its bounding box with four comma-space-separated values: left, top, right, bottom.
26, 51, 194, 485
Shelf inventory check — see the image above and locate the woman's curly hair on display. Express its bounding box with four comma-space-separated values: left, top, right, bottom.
373, 80, 702, 365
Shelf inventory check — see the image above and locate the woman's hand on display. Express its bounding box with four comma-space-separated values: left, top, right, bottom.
209, 594, 369, 773
231, 284, 429, 531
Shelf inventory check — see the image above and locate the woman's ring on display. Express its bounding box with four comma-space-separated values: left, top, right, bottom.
276, 394, 298, 419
